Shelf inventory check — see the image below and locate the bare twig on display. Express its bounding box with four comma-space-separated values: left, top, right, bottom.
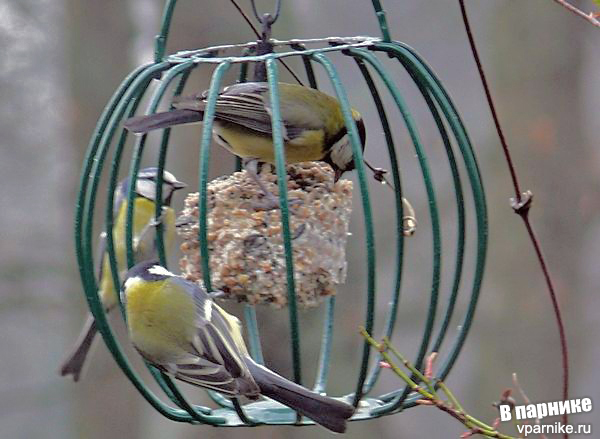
552, 0, 600, 27
512, 373, 549, 439
458, 3, 570, 437
361, 328, 518, 439
494, 389, 522, 437
424, 352, 438, 380
383, 337, 436, 395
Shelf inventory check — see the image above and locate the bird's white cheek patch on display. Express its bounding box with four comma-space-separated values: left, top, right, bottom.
135, 179, 157, 200
124, 276, 143, 292
331, 135, 354, 168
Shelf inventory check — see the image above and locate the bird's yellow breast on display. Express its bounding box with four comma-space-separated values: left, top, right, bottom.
213, 122, 326, 164
99, 198, 176, 308
125, 278, 197, 363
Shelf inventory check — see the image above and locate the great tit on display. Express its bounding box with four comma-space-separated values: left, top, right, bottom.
121, 260, 355, 433
123, 82, 366, 181
60, 168, 187, 381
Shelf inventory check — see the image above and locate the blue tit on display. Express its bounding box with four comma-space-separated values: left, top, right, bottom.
123, 82, 366, 181
121, 260, 355, 433
60, 168, 187, 381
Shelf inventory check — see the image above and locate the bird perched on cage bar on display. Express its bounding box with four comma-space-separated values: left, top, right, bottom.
124, 82, 366, 183
60, 168, 187, 381
121, 260, 355, 433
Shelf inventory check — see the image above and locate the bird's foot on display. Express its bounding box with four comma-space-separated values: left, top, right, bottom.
242, 158, 303, 211
149, 210, 167, 228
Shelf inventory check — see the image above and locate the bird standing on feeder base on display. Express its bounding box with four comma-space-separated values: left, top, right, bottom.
121, 260, 355, 433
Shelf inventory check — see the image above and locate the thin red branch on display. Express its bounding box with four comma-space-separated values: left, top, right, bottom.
552, 0, 600, 27
458, 2, 570, 437
521, 216, 569, 416
457, 1, 523, 201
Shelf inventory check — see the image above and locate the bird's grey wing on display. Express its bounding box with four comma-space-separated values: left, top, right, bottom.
215, 82, 272, 126
168, 356, 241, 396
221, 82, 327, 138
169, 277, 259, 395
165, 314, 258, 396
174, 83, 311, 140
172, 83, 275, 135
262, 88, 327, 136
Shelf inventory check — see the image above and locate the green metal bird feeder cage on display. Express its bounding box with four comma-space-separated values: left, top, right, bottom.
74, 0, 487, 427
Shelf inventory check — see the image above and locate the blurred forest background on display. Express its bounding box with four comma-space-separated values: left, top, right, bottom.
0, 0, 598, 438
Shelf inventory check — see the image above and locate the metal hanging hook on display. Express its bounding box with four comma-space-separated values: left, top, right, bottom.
251, 0, 282, 27
250, 0, 280, 81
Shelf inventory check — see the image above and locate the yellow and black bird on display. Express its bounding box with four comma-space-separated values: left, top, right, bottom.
60, 168, 186, 381
121, 260, 355, 433
123, 82, 366, 182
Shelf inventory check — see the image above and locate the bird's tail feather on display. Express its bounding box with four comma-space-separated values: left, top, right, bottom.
245, 359, 354, 433
123, 109, 203, 134
59, 314, 98, 382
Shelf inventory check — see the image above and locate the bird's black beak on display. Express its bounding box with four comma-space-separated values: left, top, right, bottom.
334, 168, 344, 182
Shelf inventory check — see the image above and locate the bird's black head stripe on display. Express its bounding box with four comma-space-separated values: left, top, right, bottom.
356, 118, 367, 150
123, 260, 166, 285
325, 126, 348, 151
325, 119, 366, 152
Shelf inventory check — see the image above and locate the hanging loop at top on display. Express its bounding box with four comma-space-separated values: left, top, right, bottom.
251, 0, 282, 26
251, 0, 278, 82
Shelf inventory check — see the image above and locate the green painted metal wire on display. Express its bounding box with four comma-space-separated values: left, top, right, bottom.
75, 62, 226, 424
153, 65, 195, 266
122, 61, 235, 418
370, 0, 392, 42
310, 53, 377, 408
99, 64, 225, 423
385, 41, 488, 384
155, 0, 178, 62
105, 78, 206, 419
412, 72, 466, 356
235, 50, 266, 370
197, 62, 232, 293
346, 48, 443, 412
371, 41, 488, 412
74, 3, 487, 424
265, 57, 304, 386
351, 56, 405, 395
195, 62, 242, 414
285, 46, 338, 396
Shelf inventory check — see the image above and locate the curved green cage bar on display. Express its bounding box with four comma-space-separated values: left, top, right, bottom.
73, 0, 487, 427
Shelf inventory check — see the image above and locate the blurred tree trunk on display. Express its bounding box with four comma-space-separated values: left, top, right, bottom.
63, 1, 144, 438
0, 0, 75, 437
65, 1, 135, 163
